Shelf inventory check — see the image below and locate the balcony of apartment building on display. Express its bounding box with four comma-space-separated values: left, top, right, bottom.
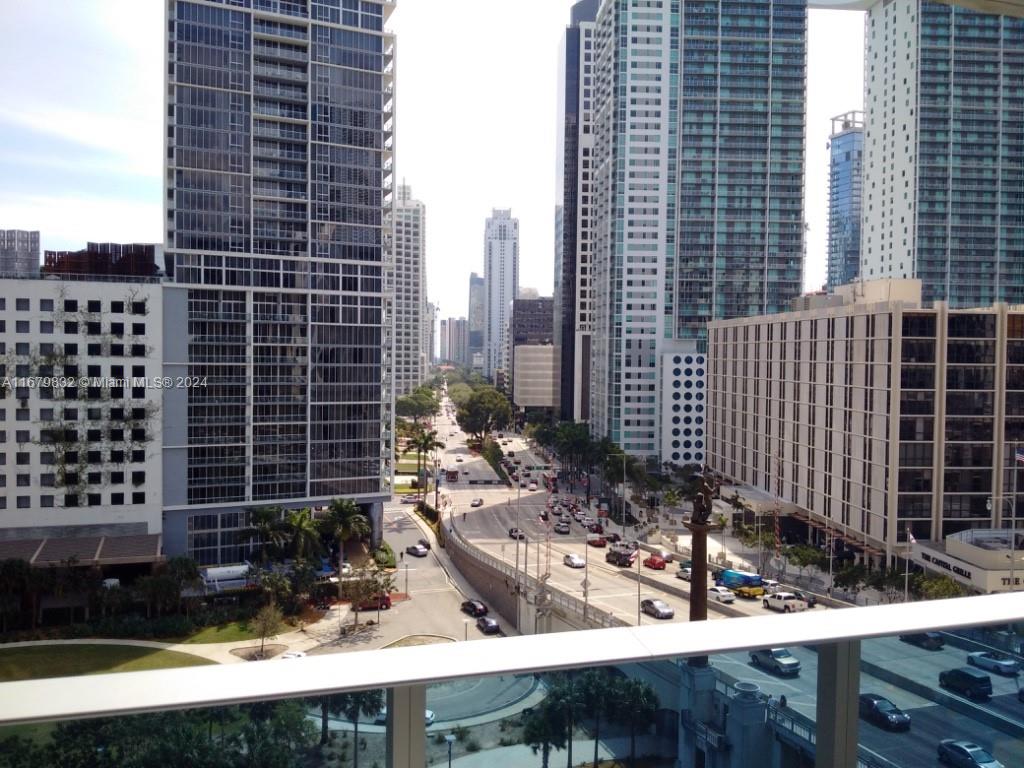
1, 593, 1020, 768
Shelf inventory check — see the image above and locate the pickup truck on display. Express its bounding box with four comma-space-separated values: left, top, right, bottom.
762, 592, 808, 613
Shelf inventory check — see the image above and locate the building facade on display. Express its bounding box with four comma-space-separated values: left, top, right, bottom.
392, 184, 426, 396
555, 0, 599, 424
860, 0, 1024, 307
443, 317, 468, 366
510, 297, 553, 397
826, 111, 864, 292
426, 301, 437, 365
707, 279, 1024, 565
0, 230, 40, 278
438, 318, 449, 363
482, 210, 519, 381
162, 0, 395, 563
0, 270, 163, 548
467, 272, 485, 371
512, 345, 558, 411
588, 0, 807, 459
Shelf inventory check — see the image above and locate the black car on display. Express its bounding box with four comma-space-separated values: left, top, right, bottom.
939, 667, 993, 701
461, 600, 488, 617
476, 617, 500, 635
899, 632, 945, 650
858, 693, 911, 731
791, 589, 817, 608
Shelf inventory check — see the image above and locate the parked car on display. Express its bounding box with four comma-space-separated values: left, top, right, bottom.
676, 567, 692, 581
644, 554, 668, 570
937, 740, 1004, 768
405, 544, 429, 558
417, 538, 431, 551
339, 562, 353, 577
858, 693, 911, 731
476, 616, 500, 635
790, 589, 818, 608
376, 708, 435, 726
586, 534, 607, 548
563, 553, 585, 568
899, 632, 945, 650
749, 648, 801, 676
604, 532, 621, 543
357, 593, 392, 611
707, 586, 735, 603
967, 651, 1021, 676
761, 578, 781, 594
470, 498, 484, 507
508, 528, 526, 540
640, 598, 674, 619
507, 451, 515, 457
763, 592, 808, 613
554, 522, 571, 534
460, 600, 488, 617
939, 667, 993, 701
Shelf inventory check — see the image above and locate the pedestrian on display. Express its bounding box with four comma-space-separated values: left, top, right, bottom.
779, 695, 787, 709
400, 551, 404, 562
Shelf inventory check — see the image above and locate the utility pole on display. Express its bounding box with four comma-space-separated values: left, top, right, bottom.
684, 467, 715, 667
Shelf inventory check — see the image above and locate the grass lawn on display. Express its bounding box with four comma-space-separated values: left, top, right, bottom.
0, 644, 215, 683
174, 620, 258, 645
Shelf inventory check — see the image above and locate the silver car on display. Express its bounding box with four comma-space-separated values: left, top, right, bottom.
640, 598, 674, 619
966, 651, 1020, 676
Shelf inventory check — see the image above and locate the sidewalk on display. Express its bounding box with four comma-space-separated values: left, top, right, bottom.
447, 735, 667, 767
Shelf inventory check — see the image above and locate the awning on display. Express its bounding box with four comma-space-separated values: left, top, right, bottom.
0, 534, 163, 567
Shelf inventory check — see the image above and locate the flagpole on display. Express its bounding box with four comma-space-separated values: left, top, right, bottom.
904, 522, 912, 602
1011, 443, 1018, 592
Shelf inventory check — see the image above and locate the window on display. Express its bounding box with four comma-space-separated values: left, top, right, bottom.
41, 473, 55, 487
64, 300, 78, 312
16, 321, 29, 333
87, 300, 101, 313
88, 493, 101, 506
132, 323, 146, 336
64, 321, 78, 334
65, 495, 79, 507
40, 495, 54, 508
40, 299, 53, 312
40, 321, 53, 334
15, 298, 29, 311
111, 492, 124, 505
17, 497, 30, 509
111, 301, 124, 313
131, 301, 146, 315
15, 343, 28, 355
110, 322, 124, 337
15, 430, 29, 442
132, 491, 146, 504
64, 343, 77, 356
16, 474, 29, 487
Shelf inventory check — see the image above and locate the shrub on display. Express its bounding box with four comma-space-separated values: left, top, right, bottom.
373, 541, 396, 569
466, 739, 481, 753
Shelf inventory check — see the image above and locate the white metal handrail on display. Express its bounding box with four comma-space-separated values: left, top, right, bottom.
0, 593, 1020, 727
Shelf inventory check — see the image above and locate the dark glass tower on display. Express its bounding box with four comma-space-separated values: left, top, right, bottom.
826, 111, 864, 291
162, 0, 395, 564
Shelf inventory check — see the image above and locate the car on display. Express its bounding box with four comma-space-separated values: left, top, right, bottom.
280, 651, 307, 660
476, 616, 500, 635
563, 553, 585, 568
790, 589, 818, 608
470, 498, 484, 507
899, 632, 945, 650
939, 667, 993, 701
400, 494, 418, 504
376, 708, 436, 726
707, 586, 736, 603
676, 567, 693, 581
417, 538, 431, 551
761, 578, 781, 594
511, 474, 519, 481
508, 528, 526, 540
640, 598, 674, 619
523, 470, 531, 477
460, 600, 488, 617
357, 593, 392, 611
554, 522, 571, 534
528, 483, 538, 491
519, 481, 527, 488
967, 651, 1021, 676
581, 516, 595, 527
507, 451, 515, 457
937, 739, 1004, 768
643, 554, 668, 570
339, 562, 353, 577
587, 522, 604, 534
455, 456, 464, 463
763, 592, 808, 613
539, 511, 549, 521
749, 648, 801, 676
858, 693, 910, 731
405, 544, 429, 558
497, 433, 504, 439
586, 535, 607, 548
604, 532, 621, 543
513, 459, 522, 465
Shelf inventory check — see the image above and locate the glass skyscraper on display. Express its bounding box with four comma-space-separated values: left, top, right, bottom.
861, 0, 1024, 308
826, 111, 864, 292
161, 0, 395, 564
588, 0, 807, 457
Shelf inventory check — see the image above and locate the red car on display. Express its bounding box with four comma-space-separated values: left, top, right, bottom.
357, 593, 392, 611
643, 555, 667, 570
587, 535, 607, 548
587, 522, 604, 534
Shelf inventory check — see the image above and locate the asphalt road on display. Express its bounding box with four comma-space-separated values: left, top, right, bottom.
713, 645, 1024, 768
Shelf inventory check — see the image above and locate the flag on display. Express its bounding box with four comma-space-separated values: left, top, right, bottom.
1016, 447, 1024, 465
908, 529, 917, 545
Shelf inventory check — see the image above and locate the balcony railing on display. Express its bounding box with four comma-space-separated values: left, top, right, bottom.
0, 594, 1021, 768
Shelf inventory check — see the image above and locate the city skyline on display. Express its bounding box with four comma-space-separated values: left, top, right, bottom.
0, 1, 863, 319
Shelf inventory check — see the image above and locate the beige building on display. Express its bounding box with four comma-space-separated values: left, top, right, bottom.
707, 279, 1024, 567
512, 345, 558, 410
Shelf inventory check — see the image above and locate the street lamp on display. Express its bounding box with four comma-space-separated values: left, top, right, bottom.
445, 732, 456, 767
463, 618, 472, 642
606, 453, 628, 538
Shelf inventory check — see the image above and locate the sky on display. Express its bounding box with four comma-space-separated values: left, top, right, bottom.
0, 0, 863, 321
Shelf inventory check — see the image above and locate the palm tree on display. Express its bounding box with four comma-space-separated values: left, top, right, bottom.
325, 498, 372, 566
523, 686, 569, 768
244, 506, 288, 565
612, 679, 658, 767
410, 428, 445, 506
0, 558, 30, 632
317, 693, 347, 745
578, 669, 615, 768
284, 508, 324, 561
338, 689, 385, 768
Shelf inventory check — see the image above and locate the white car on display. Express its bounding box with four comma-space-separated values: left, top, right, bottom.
761, 578, 781, 594
280, 651, 307, 659
470, 498, 484, 507
400, 494, 418, 504
376, 708, 435, 726
708, 586, 736, 604
528, 482, 538, 491
563, 553, 585, 568
676, 567, 693, 582
762, 592, 808, 613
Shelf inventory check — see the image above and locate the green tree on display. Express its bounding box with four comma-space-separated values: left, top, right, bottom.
784, 545, 827, 580
237, 700, 317, 768
283, 508, 323, 561
0, 558, 30, 632
578, 670, 616, 768
395, 388, 438, 425
337, 690, 385, 768
254, 569, 293, 610
164, 556, 202, 615
253, 602, 285, 659
522, 687, 568, 768
244, 506, 288, 565
410, 428, 445, 504
323, 498, 372, 566
134, 572, 178, 619
612, 678, 658, 768
833, 563, 868, 594
455, 386, 512, 444
865, 567, 907, 603
913, 573, 966, 600
447, 382, 474, 408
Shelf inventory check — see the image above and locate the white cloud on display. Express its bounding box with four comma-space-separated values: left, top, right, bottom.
0, 193, 161, 250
